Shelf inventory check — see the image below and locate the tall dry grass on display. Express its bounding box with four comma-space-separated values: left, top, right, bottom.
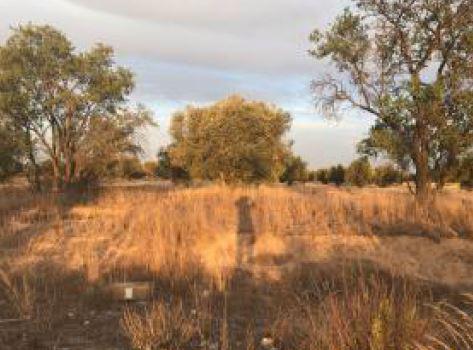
119, 264, 473, 350
11, 185, 472, 282
0, 184, 472, 349
121, 300, 199, 350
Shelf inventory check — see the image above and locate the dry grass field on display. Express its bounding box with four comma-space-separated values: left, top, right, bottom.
0, 183, 472, 349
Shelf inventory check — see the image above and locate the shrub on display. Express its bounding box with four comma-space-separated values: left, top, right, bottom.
117, 157, 146, 179
0, 124, 23, 181
143, 161, 159, 178
328, 164, 345, 186
156, 148, 190, 182
316, 168, 329, 184
458, 154, 473, 190
346, 157, 373, 187
374, 164, 404, 187
280, 155, 308, 185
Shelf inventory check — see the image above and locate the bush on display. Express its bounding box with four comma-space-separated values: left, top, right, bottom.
328, 165, 345, 186
156, 148, 190, 182
346, 157, 373, 187
374, 164, 404, 187
316, 169, 329, 184
143, 161, 159, 178
307, 170, 317, 182
458, 155, 473, 190
116, 157, 146, 179
0, 125, 22, 181
280, 155, 308, 185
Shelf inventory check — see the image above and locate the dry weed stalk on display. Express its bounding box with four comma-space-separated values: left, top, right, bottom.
420, 293, 473, 349
121, 300, 199, 350
0, 266, 34, 320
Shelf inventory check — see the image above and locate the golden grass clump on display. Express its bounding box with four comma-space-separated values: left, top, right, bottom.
121, 300, 199, 350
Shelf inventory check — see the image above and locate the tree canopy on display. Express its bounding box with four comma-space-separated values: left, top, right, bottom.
168, 95, 292, 183
0, 24, 153, 190
328, 164, 346, 186
0, 120, 23, 181
280, 154, 309, 185
346, 157, 373, 187
310, 0, 473, 201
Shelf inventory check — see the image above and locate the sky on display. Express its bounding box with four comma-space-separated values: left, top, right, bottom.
0, 0, 373, 169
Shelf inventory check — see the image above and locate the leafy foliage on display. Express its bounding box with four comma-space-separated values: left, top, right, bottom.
280, 154, 309, 184
72, 108, 152, 183
316, 168, 330, 184
374, 164, 405, 187
346, 157, 373, 187
328, 164, 346, 186
0, 24, 153, 189
0, 121, 22, 181
169, 95, 291, 183
310, 0, 473, 200
156, 148, 190, 182
142, 161, 159, 178
458, 153, 473, 189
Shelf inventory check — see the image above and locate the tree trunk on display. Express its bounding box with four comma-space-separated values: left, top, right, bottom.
51, 158, 62, 192
24, 129, 41, 192
63, 109, 76, 189
64, 146, 73, 189
51, 123, 62, 192
414, 146, 430, 204
411, 74, 431, 205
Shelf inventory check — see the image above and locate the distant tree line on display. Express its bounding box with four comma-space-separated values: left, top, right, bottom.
1, 3, 472, 196
312, 157, 473, 189
314, 159, 405, 188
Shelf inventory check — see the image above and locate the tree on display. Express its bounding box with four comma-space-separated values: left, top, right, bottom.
115, 157, 145, 179
328, 164, 346, 186
346, 157, 373, 187
169, 95, 291, 183
0, 120, 22, 181
0, 24, 150, 190
143, 161, 159, 178
316, 168, 329, 184
156, 148, 190, 181
310, 0, 473, 202
374, 164, 405, 187
280, 154, 309, 185
71, 108, 152, 183
307, 170, 317, 182
458, 153, 473, 189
